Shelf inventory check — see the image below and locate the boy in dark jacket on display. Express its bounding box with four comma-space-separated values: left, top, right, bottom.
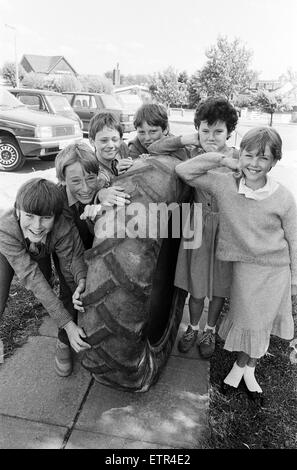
0, 178, 90, 377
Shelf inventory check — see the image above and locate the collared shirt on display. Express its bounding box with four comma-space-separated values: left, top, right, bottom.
66, 186, 78, 207
238, 175, 279, 200
64, 186, 95, 242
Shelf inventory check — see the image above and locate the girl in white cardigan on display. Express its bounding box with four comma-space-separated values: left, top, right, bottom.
175, 127, 297, 406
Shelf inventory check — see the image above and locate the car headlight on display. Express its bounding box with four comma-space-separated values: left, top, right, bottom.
35, 126, 53, 139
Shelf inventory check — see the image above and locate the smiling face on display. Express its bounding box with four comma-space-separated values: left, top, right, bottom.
63, 161, 98, 204
136, 121, 166, 150
18, 211, 55, 243
91, 126, 121, 165
240, 144, 276, 189
198, 120, 229, 152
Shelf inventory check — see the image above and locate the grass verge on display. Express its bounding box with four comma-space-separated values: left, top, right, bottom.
206, 299, 297, 449
1, 283, 296, 449
0, 281, 48, 361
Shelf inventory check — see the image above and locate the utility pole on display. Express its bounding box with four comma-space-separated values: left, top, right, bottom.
5, 24, 19, 87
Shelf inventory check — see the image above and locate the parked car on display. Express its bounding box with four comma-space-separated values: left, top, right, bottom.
9, 87, 83, 129
62, 92, 135, 134
0, 87, 83, 171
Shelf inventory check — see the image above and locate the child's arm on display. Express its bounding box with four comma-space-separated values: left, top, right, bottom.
147, 135, 192, 161
95, 186, 131, 207
116, 157, 134, 175
80, 204, 102, 221
63, 319, 90, 352
53, 216, 87, 291
281, 193, 297, 294
176, 152, 239, 189
0, 236, 73, 329
128, 140, 145, 159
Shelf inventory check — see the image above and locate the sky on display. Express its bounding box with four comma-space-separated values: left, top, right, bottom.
0, 0, 297, 80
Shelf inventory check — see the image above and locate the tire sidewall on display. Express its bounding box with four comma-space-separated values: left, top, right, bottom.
0, 137, 24, 171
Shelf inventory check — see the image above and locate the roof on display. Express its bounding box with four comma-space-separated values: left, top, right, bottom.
21, 55, 77, 75
114, 85, 149, 93
9, 87, 62, 96
62, 91, 104, 96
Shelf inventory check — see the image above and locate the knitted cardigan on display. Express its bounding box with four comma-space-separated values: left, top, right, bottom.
176, 157, 297, 288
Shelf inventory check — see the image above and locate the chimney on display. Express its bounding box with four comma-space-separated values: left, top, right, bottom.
112, 63, 120, 86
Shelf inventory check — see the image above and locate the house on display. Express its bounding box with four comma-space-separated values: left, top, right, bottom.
250, 79, 281, 92
20, 55, 77, 77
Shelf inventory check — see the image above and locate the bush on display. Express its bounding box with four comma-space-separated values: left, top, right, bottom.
21, 72, 82, 92
79, 74, 113, 93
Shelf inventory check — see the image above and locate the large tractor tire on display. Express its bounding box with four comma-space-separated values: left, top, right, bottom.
80, 156, 192, 392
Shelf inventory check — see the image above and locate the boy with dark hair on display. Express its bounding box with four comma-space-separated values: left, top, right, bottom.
128, 103, 188, 161
149, 97, 239, 358
0, 178, 90, 377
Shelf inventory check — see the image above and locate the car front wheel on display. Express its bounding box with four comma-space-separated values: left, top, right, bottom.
0, 136, 25, 171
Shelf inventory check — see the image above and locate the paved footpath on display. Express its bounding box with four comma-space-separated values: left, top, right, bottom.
0, 302, 210, 449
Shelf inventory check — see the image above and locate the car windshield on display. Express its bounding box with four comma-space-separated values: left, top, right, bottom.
0, 88, 25, 109
100, 94, 121, 110
47, 95, 73, 113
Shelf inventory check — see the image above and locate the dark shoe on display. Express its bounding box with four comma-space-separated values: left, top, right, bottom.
54, 339, 73, 377
220, 379, 238, 396
245, 388, 266, 407
248, 391, 264, 405
242, 381, 265, 407
199, 329, 216, 359
177, 326, 198, 353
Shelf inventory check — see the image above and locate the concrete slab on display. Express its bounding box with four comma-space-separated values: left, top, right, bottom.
38, 315, 57, 338
66, 429, 173, 449
0, 336, 92, 427
75, 379, 209, 448
0, 414, 67, 449
157, 355, 209, 394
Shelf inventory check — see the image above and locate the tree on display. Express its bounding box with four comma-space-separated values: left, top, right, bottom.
178, 70, 189, 84
279, 68, 297, 86
195, 36, 257, 100
0, 61, 25, 87
104, 70, 113, 81
120, 73, 153, 86
22, 72, 82, 92
187, 71, 203, 109
252, 90, 291, 126
79, 74, 113, 93
149, 67, 188, 108
21, 72, 47, 89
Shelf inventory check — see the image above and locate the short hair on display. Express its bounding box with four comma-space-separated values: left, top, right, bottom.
55, 141, 99, 182
240, 127, 282, 161
133, 103, 168, 131
15, 178, 64, 217
194, 97, 238, 134
88, 111, 123, 141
